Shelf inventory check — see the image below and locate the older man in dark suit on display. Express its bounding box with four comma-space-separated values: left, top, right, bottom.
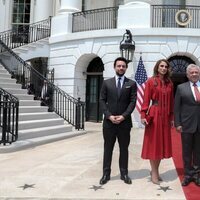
99, 57, 137, 185
174, 64, 200, 186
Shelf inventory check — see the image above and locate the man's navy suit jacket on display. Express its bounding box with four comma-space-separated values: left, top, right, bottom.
100, 77, 137, 129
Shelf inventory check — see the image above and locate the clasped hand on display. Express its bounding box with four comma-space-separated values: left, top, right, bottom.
141, 118, 148, 126
109, 115, 125, 124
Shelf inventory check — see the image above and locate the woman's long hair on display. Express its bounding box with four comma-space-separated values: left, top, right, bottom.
153, 59, 172, 80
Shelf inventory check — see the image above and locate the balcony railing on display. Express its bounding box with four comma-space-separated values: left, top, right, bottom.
0, 17, 51, 50
152, 5, 200, 28
72, 7, 118, 32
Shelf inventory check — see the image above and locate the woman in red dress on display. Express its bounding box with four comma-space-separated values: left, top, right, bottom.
141, 59, 174, 185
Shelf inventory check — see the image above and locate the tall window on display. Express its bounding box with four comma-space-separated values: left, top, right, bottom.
12, 0, 31, 32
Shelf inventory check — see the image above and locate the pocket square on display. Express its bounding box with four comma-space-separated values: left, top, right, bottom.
125, 86, 131, 88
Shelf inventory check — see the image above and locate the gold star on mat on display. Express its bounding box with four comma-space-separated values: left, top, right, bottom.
158, 186, 172, 192
19, 184, 35, 190
89, 185, 104, 191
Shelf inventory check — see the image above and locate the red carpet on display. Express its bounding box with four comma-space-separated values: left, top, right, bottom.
171, 128, 200, 200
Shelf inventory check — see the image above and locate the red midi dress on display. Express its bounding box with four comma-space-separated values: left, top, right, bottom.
141, 76, 174, 160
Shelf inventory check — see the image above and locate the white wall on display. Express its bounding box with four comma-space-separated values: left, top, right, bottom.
49, 28, 200, 126
33, 0, 53, 22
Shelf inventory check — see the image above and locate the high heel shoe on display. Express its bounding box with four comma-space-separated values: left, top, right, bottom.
151, 177, 160, 185
150, 171, 160, 185
150, 171, 163, 182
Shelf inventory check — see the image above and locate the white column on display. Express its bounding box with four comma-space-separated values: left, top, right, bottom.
34, 0, 53, 22
59, 0, 81, 13
118, 1, 151, 28
51, 0, 82, 38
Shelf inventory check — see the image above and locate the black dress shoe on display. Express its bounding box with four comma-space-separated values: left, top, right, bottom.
194, 175, 200, 186
99, 175, 110, 185
120, 174, 132, 184
181, 176, 193, 186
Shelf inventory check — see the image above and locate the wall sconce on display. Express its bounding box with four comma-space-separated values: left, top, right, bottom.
119, 29, 135, 63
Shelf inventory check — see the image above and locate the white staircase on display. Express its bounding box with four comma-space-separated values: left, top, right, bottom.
0, 64, 86, 152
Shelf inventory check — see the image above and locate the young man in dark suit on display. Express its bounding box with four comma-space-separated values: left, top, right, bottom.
174, 64, 200, 186
99, 57, 137, 185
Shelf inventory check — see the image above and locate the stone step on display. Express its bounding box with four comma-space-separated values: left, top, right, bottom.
4, 88, 28, 94
0, 69, 8, 74
19, 106, 48, 113
0, 73, 11, 78
19, 100, 41, 106
14, 94, 34, 100
18, 118, 64, 130
18, 124, 72, 140
0, 82, 21, 89
0, 78, 16, 84
0, 130, 86, 153
18, 112, 59, 121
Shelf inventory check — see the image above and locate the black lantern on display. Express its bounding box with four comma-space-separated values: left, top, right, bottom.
119, 29, 135, 63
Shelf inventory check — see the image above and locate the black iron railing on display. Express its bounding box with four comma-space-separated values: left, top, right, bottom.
0, 17, 51, 49
0, 88, 19, 145
152, 5, 200, 28
72, 7, 118, 32
0, 39, 85, 130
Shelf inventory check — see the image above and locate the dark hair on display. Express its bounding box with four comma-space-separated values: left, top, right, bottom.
153, 59, 171, 79
114, 57, 128, 68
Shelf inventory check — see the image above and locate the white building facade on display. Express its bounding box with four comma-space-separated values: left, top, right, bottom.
1, 0, 200, 126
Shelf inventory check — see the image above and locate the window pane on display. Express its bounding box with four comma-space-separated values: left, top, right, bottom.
16, 14, 23, 23
12, 24, 18, 31
25, 4, 30, 13
19, 3, 24, 13
24, 14, 30, 23
12, 14, 18, 23
19, 0, 24, 3
13, 14, 23, 23
13, 4, 18, 14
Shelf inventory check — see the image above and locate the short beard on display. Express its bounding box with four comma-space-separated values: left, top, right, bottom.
116, 72, 124, 77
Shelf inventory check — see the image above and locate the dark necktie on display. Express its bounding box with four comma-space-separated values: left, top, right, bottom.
193, 83, 200, 102
117, 77, 121, 97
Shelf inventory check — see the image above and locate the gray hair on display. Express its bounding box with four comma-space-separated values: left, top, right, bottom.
186, 64, 200, 74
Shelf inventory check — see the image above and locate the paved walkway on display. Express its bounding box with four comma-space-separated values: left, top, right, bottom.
0, 122, 185, 200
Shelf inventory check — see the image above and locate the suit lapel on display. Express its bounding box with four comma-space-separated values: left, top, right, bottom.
186, 82, 196, 102
110, 77, 118, 97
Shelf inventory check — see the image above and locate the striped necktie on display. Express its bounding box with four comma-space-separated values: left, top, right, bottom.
193, 83, 200, 102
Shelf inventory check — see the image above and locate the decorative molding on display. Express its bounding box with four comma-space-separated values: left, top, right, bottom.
175, 10, 191, 26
